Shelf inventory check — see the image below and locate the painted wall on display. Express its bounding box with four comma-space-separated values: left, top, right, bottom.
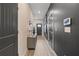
18, 3, 32, 56
46, 3, 79, 56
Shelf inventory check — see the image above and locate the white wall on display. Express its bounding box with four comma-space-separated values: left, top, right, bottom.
18, 3, 32, 56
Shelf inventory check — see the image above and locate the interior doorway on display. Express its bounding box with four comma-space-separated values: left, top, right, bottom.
36, 23, 42, 35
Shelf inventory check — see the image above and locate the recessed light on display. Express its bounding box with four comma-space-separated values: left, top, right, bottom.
38, 11, 41, 14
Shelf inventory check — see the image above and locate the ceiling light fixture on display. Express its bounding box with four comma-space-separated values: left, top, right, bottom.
38, 11, 41, 14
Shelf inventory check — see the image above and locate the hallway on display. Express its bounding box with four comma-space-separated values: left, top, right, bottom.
26, 36, 56, 56
0, 3, 79, 56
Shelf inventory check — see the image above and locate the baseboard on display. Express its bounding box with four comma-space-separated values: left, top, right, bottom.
28, 48, 35, 50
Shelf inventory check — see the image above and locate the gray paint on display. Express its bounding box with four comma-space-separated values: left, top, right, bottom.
27, 36, 37, 50
46, 3, 79, 56
0, 3, 18, 56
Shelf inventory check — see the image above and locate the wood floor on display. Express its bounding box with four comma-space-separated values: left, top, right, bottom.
26, 36, 57, 56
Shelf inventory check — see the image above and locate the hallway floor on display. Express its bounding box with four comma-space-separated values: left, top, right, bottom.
26, 36, 57, 56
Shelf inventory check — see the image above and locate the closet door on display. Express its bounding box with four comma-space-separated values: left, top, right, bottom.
0, 3, 18, 56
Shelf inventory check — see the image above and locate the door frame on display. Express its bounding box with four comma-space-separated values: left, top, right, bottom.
36, 23, 42, 35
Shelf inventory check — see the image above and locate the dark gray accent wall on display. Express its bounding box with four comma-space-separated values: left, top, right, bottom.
46, 3, 79, 56
0, 3, 18, 56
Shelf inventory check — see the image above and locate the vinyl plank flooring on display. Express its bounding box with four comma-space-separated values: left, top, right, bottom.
26, 36, 57, 56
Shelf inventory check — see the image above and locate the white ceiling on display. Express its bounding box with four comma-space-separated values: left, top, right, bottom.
28, 3, 50, 20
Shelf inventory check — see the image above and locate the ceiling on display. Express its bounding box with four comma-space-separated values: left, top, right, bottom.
28, 3, 50, 20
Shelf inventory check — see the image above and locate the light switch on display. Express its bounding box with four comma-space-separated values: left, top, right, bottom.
64, 27, 71, 33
